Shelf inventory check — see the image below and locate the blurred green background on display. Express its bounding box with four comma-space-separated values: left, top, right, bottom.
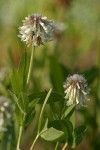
0, 0, 99, 149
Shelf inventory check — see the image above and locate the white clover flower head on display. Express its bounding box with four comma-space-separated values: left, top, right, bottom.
63, 74, 90, 108
18, 13, 55, 47
0, 97, 12, 132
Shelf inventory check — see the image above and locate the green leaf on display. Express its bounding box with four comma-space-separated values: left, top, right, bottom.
25, 98, 39, 128
28, 98, 39, 109
49, 101, 59, 120
18, 92, 29, 112
9, 91, 23, 123
28, 91, 64, 104
61, 104, 75, 120
25, 109, 36, 129
48, 120, 73, 142
74, 125, 86, 137
69, 125, 86, 148
49, 55, 64, 93
40, 118, 48, 133
10, 91, 25, 114
11, 52, 29, 95
11, 69, 23, 96
18, 51, 29, 90
40, 127, 64, 141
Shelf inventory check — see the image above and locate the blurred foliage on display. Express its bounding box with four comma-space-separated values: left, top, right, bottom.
0, 0, 99, 150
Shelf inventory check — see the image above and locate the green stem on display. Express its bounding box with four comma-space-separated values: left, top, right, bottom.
29, 134, 39, 150
16, 114, 26, 150
29, 128, 48, 150
38, 88, 52, 133
27, 47, 35, 84
54, 142, 59, 150
29, 89, 52, 150
16, 125, 23, 150
62, 143, 68, 150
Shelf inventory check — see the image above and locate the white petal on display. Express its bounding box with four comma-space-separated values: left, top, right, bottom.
76, 83, 80, 89
67, 98, 73, 106
25, 28, 31, 34
73, 87, 76, 99
67, 86, 72, 95
81, 90, 87, 95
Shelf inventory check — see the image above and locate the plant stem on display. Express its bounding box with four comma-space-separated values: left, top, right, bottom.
16, 114, 26, 150
62, 143, 68, 150
29, 89, 52, 150
38, 88, 52, 134
29, 134, 39, 150
54, 142, 59, 150
16, 125, 23, 150
27, 47, 35, 84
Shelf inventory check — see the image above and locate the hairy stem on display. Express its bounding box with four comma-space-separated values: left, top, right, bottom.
29, 134, 39, 150
16, 125, 23, 150
27, 47, 35, 84
16, 114, 26, 150
62, 143, 68, 150
54, 142, 59, 150
38, 88, 52, 133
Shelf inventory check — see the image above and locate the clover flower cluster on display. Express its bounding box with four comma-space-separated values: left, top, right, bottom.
0, 97, 12, 131
18, 14, 55, 47
63, 74, 90, 108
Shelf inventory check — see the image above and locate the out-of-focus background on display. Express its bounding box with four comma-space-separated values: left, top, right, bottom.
0, 0, 99, 150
